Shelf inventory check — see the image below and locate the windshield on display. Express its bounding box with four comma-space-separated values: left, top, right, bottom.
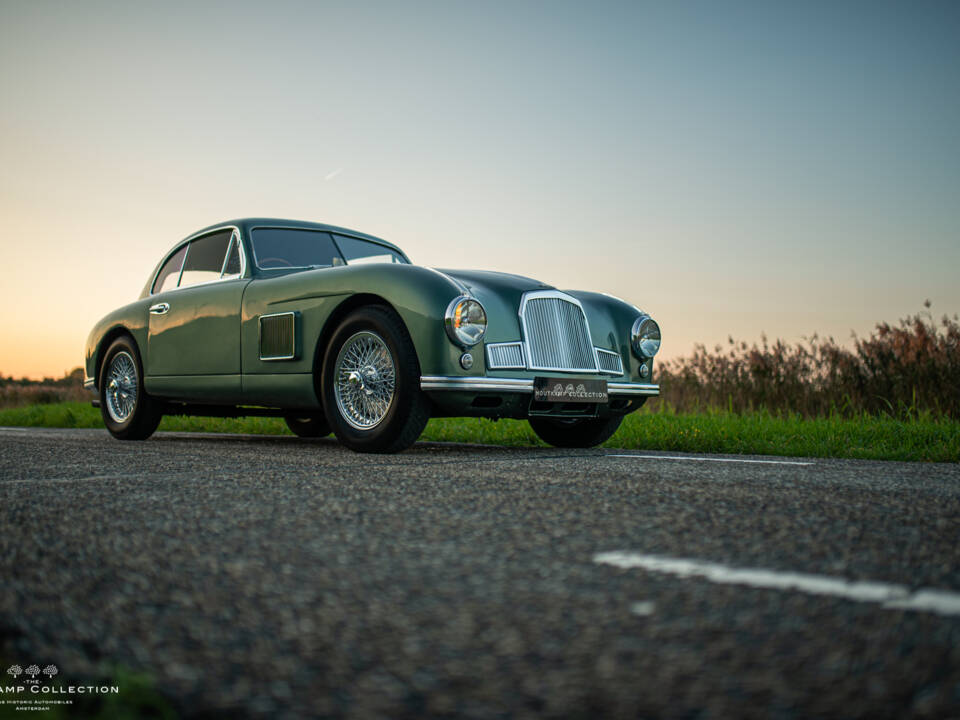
250, 228, 407, 269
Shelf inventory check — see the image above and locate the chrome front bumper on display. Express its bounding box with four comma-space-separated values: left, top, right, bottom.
420, 376, 659, 396
83, 378, 96, 391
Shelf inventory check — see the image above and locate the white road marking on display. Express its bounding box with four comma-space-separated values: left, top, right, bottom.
607, 454, 813, 467
594, 552, 960, 617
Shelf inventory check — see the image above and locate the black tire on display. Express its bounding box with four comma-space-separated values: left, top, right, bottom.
285, 414, 331, 438
321, 306, 430, 453
99, 335, 163, 441
528, 415, 623, 449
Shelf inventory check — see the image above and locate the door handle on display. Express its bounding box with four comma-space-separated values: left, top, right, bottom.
149, 303, 170, 315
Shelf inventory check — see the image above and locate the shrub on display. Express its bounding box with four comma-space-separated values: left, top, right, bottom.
655, 303, 960, 419
0, 367, 88, 408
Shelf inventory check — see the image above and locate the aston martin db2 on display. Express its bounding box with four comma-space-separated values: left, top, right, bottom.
85, 219, 661, 452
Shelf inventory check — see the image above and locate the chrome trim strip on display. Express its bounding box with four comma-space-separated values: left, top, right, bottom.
420, 376, 659, 396
607, 382, 660, 396
83, 378, 96, 390
519, 290, 599, 373
420, 376, 534, 392
259, 311, 297, 361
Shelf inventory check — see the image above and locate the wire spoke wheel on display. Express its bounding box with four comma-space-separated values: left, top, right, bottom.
333, 331, 396, 430
104, 351, 139, 423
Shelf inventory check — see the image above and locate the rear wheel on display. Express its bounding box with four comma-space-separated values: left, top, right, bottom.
284, 414, 331, 438
99, 336, 162, 440
528, 415, 623, 449
321, 306, 429, 453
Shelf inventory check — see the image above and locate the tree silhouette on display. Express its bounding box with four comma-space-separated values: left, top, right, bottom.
25, 665, 40, 679
43, 665, 58, 679
6, 665, 22, 678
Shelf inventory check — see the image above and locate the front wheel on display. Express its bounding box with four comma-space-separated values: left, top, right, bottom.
528, 415, 623, 449
99, 336, 163, 440
321, 306, 429, 453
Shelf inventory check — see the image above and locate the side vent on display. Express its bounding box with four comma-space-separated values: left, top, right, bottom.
486, 341, 525, 370
259, 311, 298, 361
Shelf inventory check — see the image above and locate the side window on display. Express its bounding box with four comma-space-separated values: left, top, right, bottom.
222, 233, 242, 278
152, 245, 187, 294
179, 231, 232, 288
333, 235, 407, 265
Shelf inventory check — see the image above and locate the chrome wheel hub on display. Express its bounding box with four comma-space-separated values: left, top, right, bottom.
104, 351, 138, 423
334, 331, 396, 430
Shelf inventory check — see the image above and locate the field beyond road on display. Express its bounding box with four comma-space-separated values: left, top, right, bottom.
0, 401, 958, 462
1, 427, 958, 719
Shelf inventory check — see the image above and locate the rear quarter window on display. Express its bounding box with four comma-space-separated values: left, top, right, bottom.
152, 245, 187, 294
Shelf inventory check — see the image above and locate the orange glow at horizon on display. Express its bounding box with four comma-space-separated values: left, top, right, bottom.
1, 3, 958, 380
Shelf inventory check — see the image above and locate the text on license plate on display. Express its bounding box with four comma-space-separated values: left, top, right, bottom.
533, 377, 608, 403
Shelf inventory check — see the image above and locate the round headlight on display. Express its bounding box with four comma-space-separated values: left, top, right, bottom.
445, 296, 487, 347
631, 314, 661, 358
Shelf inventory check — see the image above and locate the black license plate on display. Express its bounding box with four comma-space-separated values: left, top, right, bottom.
533, 377, 608, 403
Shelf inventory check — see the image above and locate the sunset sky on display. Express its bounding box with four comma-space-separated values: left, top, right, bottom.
1, 1, 958, 379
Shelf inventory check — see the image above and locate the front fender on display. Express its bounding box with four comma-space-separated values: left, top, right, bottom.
565, 290, 651, 381
240, 264, 469, 377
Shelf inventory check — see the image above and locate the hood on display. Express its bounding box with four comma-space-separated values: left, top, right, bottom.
434, 268, 553, 305
432, 269, 555, 342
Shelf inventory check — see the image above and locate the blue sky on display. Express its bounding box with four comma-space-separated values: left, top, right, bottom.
1, 0, 958, 377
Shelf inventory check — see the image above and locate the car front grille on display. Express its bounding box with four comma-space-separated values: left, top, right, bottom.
520, 293, 597, 372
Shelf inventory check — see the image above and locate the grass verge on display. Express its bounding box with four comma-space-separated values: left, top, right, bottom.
0, 402, 957, 462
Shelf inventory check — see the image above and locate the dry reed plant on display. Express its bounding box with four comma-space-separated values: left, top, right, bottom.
655, 303, 960, 418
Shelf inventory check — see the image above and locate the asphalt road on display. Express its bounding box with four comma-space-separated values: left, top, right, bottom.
1, 427, 958, 719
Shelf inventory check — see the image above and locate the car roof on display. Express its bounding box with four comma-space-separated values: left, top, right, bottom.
190, 218, 406, 256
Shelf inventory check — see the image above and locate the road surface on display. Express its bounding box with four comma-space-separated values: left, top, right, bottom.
1, 427, 958, 718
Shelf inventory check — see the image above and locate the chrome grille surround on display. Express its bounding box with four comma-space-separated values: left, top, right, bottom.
595, 348, 624, 375
519, 291, 598, 373
486, 341, 525, 370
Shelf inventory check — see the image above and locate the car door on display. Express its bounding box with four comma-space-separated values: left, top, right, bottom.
146, 229, 250, 402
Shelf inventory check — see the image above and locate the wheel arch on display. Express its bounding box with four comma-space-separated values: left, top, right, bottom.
310, 293, 411, 403
95, 326, 141, 388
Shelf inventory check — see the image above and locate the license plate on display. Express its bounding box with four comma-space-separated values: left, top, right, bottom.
533, 377, 608, 403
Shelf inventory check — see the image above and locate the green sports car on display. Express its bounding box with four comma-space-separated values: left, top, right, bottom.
84, 219, 661, 453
